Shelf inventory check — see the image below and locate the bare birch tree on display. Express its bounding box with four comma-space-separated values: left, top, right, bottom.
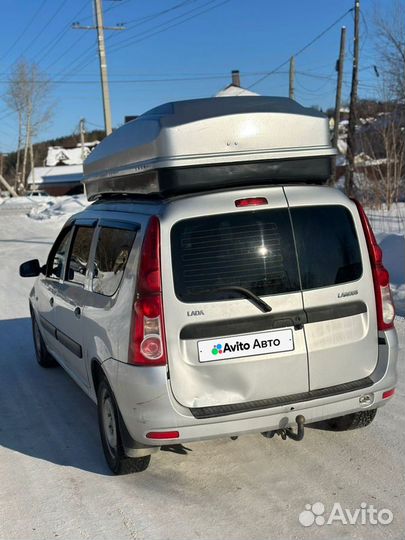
374, 1, 405, 101
360, 105, 405, 209
4, 60, 53, 191
358, 2, 405, 209
3, 62, 25, 189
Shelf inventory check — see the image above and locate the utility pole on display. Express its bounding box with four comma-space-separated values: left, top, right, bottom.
330, 26, 347, 185
29, 143, 36, 191
289, 56, 295, 100
0, 153, 5, 177
346, 0, 360, 196
80, 118, 86, 161
95, 0, 112, 135
72, 1, 125, 136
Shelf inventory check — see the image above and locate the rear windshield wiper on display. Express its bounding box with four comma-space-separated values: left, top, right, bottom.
191, 286, 272, 313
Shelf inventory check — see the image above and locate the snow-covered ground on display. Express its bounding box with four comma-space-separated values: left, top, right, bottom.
375, 231, 405, 317
0, 198, 404, 540
367, 204, 405, 317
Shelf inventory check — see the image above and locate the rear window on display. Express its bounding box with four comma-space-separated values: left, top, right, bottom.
291, 205, 362, 289
171, 209, 300, 302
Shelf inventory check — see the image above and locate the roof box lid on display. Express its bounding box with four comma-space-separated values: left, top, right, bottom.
83, 96, 336, 198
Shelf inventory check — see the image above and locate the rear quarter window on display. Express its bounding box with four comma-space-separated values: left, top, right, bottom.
66, 226, 94, 286
291, 205, 362, 289
171, 209, 300, 302
92, 227, 136, 296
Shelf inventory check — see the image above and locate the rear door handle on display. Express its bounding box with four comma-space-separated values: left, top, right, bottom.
74, 307, 81, 318
49, 297, 54, 307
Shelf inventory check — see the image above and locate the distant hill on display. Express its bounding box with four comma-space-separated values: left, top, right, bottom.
2, 129, 105, 182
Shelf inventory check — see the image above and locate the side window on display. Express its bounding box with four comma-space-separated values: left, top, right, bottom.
92, 227, 136, 296
66, 226, 95, 286
47, 228, 72, 279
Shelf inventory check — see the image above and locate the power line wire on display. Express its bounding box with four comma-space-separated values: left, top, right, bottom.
52, 0, 230, 83
246, 7, 354, 90
108, 0, 229, 55
43, 27, 90, 72
11, 0, 70, 66
99, 0, 197, 58
0, 66, 380, 85
47, 0, 197, 84
0, 64, 378, 80
36, 0, 90, 67
296, 78, 335, 95
110, 0, 196, 40
0, 0, 49, 62
79, 0, 133, 23
68, 0, 220, 77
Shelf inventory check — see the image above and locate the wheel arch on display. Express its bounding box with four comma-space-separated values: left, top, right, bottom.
91, 358, 107, 395
91, 357, 156, 456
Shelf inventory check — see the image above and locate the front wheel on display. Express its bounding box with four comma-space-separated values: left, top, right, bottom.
97, 378, 151, 475
324, 409, 377, 431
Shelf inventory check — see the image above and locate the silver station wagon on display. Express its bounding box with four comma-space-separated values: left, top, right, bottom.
20, 97, 398, 474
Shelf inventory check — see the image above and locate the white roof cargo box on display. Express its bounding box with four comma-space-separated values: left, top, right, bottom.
83, 96, 336, 199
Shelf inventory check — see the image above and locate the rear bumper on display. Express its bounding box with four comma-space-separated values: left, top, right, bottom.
108, 328, 398, 451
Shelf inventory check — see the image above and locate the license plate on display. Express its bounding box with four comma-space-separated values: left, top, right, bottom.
198, 328, 294, 363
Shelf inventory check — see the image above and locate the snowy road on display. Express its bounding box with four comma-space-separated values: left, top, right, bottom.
0, 210, 404, 540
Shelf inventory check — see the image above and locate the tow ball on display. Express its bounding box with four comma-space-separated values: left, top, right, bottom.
262, 415, 306, 441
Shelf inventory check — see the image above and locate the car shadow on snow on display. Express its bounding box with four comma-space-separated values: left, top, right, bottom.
0, 317, 113, 476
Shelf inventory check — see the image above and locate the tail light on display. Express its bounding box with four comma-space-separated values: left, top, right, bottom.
129, 216, 167, 366
352, 199, 395, 331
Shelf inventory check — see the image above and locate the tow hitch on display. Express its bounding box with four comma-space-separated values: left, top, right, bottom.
262, 415, 305, 441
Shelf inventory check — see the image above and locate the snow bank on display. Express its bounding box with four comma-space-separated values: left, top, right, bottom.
0, 196, 39, 215
27, 195, 89, 220
377, 233, 405, 284
376, 232, 405, 317
0, 196, 36, 207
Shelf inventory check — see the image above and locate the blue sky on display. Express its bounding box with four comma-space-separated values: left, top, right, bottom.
0, 0, 394, 152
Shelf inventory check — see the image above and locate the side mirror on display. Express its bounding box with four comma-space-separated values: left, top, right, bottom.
19, 259, 44, 277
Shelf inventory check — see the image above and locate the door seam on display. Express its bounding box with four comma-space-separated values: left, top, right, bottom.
283, 186, 311, 392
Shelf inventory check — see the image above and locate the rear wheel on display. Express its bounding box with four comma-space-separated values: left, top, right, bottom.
97, 378, 151, 475
31, 314, 58, 368
324, 409, 377, 431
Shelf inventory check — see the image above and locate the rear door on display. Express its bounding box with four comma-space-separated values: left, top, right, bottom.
163, 189, 310, 410
285, 187, 378, 390
52, 219, 96, 388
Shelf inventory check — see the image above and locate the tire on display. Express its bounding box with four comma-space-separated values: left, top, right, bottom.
31, 314, 58, 368
97, 378, 151, 475
325, 409, 377, 431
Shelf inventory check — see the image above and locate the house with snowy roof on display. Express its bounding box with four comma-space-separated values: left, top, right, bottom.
215, 70, 259, 97
27, 141, 99, 195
